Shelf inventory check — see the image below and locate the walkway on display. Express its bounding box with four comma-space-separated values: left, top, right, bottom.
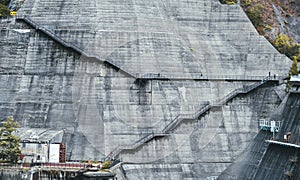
265, 140, 300, 148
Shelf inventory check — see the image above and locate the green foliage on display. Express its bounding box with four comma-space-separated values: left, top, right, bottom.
0, 3, 10, 17
273, 34, 300, 59
101, 161, 112, 169
0, 117, 21, 164
0, 0, 10, 6
220, 0, 237, 5
264, 24, 272, 31
289, 56, 299, 76
245, 0, 251, 6
245, 3, 264, 34
286, 56, 299, 93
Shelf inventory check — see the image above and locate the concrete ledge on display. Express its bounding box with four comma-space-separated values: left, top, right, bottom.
265, 140, 300, 148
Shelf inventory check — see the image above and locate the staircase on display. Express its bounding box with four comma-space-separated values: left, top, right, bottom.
16, 16, 138, 78
106, 132, 166, 160
162, 102, 211, 133
107, 76, 275, 160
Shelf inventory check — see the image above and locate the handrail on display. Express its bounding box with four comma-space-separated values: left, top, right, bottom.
163, 77, 272, 133
106, 132, 166, 160
162, 102, 211, 133
136, 73, 284, 81
106, 76, 275, 160
17, 16, 285, 82
16, 16, 137, 78
212, 76, 273, 106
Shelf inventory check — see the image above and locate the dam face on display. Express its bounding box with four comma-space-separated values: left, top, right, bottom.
0, 0, 292, 179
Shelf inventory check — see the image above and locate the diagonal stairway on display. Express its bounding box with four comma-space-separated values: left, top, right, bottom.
107, 76, 277, 160
16, 16, 138, 78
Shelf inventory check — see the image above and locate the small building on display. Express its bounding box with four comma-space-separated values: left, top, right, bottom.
290, 75, 300, 87
14, 128, 65, 163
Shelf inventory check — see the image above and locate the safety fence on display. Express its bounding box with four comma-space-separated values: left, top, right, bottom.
107, 76, 276, 160
16, 16, 137, 78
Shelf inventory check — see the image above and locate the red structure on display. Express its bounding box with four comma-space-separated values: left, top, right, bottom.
59, 143, 66, 162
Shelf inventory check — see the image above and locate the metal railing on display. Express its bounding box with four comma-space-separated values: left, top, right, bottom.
136, 73, 284, 81
16, 16, 137, 78
162, 102, 211, 133
106, 132, 166, 160
212, 76, 273, 106
0, 162, 86, 169
17, 16, 286, 83
106, 76, 275, 160
163, 76, 273, 133
17, 16, 284, 160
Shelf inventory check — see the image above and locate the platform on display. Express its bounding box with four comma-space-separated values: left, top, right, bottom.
265, 140, 300, 148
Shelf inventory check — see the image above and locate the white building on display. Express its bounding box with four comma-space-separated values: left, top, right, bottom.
14, 128, 65, 163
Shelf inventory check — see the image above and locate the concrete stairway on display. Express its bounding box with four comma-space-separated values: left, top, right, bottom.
16, 16, 138, 78
107, 76, 275, 160
163, 76, 275, 133
17, 0, 291, 80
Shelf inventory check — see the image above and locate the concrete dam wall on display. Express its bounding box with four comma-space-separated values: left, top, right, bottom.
0, 0, 294, 179
219, 92, 300, 180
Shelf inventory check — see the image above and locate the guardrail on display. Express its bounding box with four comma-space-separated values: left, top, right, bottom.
162, 102, 211, 133
106, 132, 166, 161
163, 76, 273, 133
106, 76, 276, 160
136, 73, 284, 81
0, 162, 86, 169
16, 16, 137, 78
16, 16, 286, 82
17, 16, 284, 161
212, 76, 274, 106
38, 162, 86, 169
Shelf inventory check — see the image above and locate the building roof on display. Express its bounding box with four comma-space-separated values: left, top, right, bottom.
289, 76, 300, 87
290, 75, 300, 82
14, 128, 64, 143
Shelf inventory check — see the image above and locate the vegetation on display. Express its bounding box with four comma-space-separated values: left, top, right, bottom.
244, 0, 251, 6
219, 0, 237, 5
273, 34, 300, 60
0, 3, 10, 17
286, 57, 299, 92
0, 0, 10, 6
101, 161, 112, 169
240, 0, 300, 61
245, 3, 264, 34
0, 117, 21, 164
289, 56, 299, 77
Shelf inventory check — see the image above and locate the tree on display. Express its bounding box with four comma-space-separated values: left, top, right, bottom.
0, 0, 11, 6
246, 3, 264, 33
286, 56, 299, 92
0, 3, 10, 17
274, 34, 300, 59
0, 117, 21, 163
289, 56, 299, 77
220, 0, 237, 4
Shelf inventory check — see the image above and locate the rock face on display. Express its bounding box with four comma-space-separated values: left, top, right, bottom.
0, 0, 293, 179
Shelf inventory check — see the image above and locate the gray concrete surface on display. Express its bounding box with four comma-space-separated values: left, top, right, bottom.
0, 0, 294, 179
219, 92, 300, 180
